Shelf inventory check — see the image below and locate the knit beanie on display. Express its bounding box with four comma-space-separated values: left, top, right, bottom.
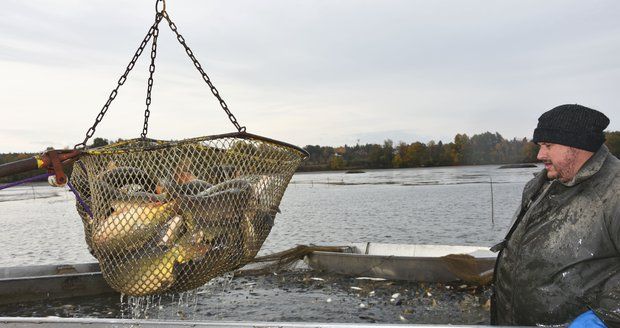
532, 104, 610, 152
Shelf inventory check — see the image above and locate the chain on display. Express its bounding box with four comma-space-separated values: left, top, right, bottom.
162, 12, 246, 133
155, 0, 166, 14
76, 1, 245, 149
141, 14, 161, 139
75, 14, 164, 149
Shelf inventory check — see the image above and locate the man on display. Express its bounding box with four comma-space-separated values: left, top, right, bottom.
492, 104, 620, 327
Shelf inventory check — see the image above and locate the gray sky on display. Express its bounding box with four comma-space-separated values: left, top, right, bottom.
1, 0, 619, 152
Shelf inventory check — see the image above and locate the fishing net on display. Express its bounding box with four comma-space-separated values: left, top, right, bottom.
70, 132, 306, 296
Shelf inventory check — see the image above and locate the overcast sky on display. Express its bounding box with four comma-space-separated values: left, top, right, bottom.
1, 0, 619, 152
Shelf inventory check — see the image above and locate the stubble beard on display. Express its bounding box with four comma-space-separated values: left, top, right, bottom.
551, 149, 580, 183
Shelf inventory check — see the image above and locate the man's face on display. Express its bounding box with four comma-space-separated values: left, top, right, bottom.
536, 142, 591, 182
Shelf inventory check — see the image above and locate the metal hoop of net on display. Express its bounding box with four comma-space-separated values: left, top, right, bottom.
70, 132, 306, 296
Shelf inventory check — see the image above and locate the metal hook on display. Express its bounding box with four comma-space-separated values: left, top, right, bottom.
155, 0, 166, 14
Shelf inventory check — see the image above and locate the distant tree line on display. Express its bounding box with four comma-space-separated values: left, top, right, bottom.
300, 131, 620, 171
1, 133, 620, 183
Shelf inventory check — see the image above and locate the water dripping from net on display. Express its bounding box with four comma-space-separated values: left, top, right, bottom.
117, 273, 235, 321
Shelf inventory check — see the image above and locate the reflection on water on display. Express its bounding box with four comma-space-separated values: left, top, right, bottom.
0, 165, 540, 267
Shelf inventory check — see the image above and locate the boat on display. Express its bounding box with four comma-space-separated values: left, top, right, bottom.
0, 244, 496, 305
0, 262, 115, 305
0, 244, 509, 327
305, 243, 496, 283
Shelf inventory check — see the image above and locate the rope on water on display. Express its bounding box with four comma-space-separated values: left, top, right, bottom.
0, 173, 53, 191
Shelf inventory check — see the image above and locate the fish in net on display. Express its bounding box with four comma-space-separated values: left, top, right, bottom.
70, 133, 306, 296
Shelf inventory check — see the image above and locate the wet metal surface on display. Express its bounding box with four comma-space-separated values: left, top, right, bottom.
0, 270, 492, 324
0, 317, 523, 328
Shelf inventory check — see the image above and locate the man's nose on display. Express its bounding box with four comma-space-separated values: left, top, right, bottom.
537, 147, 546, 161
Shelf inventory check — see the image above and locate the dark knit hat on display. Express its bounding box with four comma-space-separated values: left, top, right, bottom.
532, 104, 609, 152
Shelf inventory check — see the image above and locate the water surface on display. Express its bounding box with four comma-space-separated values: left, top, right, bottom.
0, 165, 540, 267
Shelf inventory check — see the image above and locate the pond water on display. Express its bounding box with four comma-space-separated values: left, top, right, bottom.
0, 165, 540, 267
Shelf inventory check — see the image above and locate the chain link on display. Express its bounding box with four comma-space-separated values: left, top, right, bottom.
75, 14, 164, 149
162, 12, 246, 133
141, 14, 161, 139
75, 2, 246, 149
155, 0, 166, 14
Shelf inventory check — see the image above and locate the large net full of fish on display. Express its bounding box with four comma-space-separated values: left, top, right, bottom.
70, 133, 305, 296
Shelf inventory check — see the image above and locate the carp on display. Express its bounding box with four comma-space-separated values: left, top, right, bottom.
240, 206, 279, 261
196, 178, 252, 196
172, 225, 244, 292
105, 247, 179, 296
92, 201, 175, 253
95, 178, 168, 203
178, 179, 253, 228
158, 215, 185, 247
157, 178, 213, 196
237, 175, 282, 261
99, 166, 158, 193
108, 225, 220, 296
202, 164, 237, 184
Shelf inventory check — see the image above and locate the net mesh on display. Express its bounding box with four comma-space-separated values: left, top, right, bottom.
70, 134, 305, 296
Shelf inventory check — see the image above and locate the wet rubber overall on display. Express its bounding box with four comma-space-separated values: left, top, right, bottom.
492, 145, 620, 327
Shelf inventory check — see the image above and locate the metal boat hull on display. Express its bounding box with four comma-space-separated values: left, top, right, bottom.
0, 317, 523, 327
0, 244, 497, 305
305, 243, 496, 282
0, 262, 115, 305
